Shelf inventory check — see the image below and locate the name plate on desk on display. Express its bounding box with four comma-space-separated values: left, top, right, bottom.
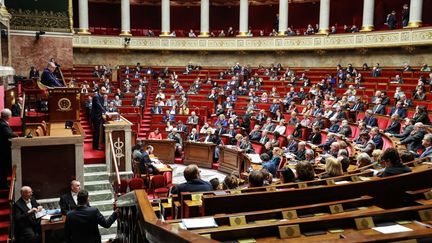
418, 209, 432, 221
354, 217, 375, 230
278, 224, 301, 239
282, 210, 298, 220
424, 191, 432, 200
329, 204, 344, 214
229, 215, 247, 226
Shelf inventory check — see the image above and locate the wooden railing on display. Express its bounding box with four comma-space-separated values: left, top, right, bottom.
108, 132, 122, 196
116, 190, 216, 243
8, 165, 17, 242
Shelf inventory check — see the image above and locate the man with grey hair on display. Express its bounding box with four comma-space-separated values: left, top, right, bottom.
0, 108, 18, 189
356, 152, 372, 168
304, 149, 315, 164
59, 180, 83, 215
420, 133, 432, 158
363, 109, 378, 128
13, 186, 43, 243
398, 122, 427, 152
41, 61, 64, 87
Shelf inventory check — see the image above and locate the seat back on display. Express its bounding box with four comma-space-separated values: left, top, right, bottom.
129, 178, 145, 191
151, 175, 166, 189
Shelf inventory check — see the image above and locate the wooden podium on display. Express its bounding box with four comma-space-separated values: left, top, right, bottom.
218, 145, 245, 174
143, 139, 176, 164
48, 88, 80, 122
184, 141, 216, 169
104, 117, 133, 173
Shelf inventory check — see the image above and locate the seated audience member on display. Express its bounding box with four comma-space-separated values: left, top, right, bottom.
59, 180, 82, 215
284, 135, 298, 153
222, 174, 239, 190
356, 132, 376, 156
269, 132, 281, 148
400, 150, 415, 164
320, 157, 343, 179
186, 111, 199, 125
338, 156, 350, 173
370, 127, 383, 150
384, 114, 401, 134
356, 152, 372, 169
318, 133, 336, 151
262, 147, 283, 177
249, 125, 262, 141
176, 120, 188, 133
64, 190, 118, 243
29, 66, 40, 78
139, 145, 155, 174
179, 104, 190, 115
363, 110, 378, 128
151, 104, 162, 114
280, 167, 296, 183
168, 128, 182, 155
106, 101, 117, 113
260, 169, 273, 186
163, 110, 175, 123
12, 97, 24, 117
13, 186, 43, 243
295, 161, 315, 182
398, 122, 426, 152
327, 117, 340, 133
371, 149, 383, 166
187, 128, 200, 142
390, 118, 414, 140
248, 170, 264, 188
420, 134, 432, 158
273, 119, 286, 135
209, 178, 220, 190
412, 105, 431, 125
171, 164, 213, 195
389, 101, 407, 119
308, 126, 322, 145
261, 117, 275, 132
338, 119, 352, 138
148, 128, 162, 140
378, 148, 412, 177
41, 62, 64, 87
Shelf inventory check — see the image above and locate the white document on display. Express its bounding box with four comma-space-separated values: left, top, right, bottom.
35, 209, 46, 219
247, 154, 262, 164
334, 180, 350, 185
373, 224, 413, 234
182, 217, 218, 229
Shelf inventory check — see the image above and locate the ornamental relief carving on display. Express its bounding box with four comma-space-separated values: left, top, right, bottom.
73, 28, 432, 51
9, 8, 69, 32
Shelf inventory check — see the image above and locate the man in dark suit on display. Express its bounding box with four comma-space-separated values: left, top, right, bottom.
259, 130, 270, 145
249, 125, 262, 141
13, 186, 42, 243
285, 135, 298, 153
12, 97, 23, 117
140, 145, 154, 174
384, 114, 401, 134
399, 122, 427, 152
269, 99, 280, 117
91, 87, 107, 150
420, 134, 432, 158
41, 62, 64, 87
0, 109, 18, 189
372, 98, 385, 115
151, 105, 163, 114
363, 110, 378, 128
171, 164, 213, 196
59, 180, 81, 215
370, 127, 383, 150
392, 118, 414, 140
65, 190, 118, 243
389, 101, 407, 119
387, 11, 397, 29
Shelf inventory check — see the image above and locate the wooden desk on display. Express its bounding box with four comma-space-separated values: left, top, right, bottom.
41, 216, 66, 243
183, 142, 216, 169
49, 123, 73, 137
144, 139, 176, 164
218, 146, 245, 174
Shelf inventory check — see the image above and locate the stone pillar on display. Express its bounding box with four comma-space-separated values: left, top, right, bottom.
160, 0, 171, 36
199, 0, 210, 37
77, 0, 90, 34
361, 0, 374, 31
317, 0, 330, 34
408, 0, 423, 28
120, 0, 132, 36
238, 0, 249, 37
278, 0, 288, 36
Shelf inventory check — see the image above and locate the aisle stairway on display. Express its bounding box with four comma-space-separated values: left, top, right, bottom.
0, 189, 9, 243
84, 164, 117, 242
80, 111, 105, 164
137, 81, 157, 139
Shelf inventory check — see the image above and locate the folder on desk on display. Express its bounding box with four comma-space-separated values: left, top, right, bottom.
182, 217, 218, 229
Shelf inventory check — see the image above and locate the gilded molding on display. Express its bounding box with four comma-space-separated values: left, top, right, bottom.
9, 8, 70, 32
72, 27, 432, 51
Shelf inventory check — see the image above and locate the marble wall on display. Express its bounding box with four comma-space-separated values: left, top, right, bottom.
73, 47, 432, 68
11, 34, 73, 76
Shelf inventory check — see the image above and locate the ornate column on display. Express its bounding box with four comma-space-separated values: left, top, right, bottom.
361, 0, 374, 31
199, 0, 210, 37
77, 0, 90, 34
408, 0, 423, 28
120, 0, 131, 36
238, 0, 249, 37
317, 0, 330, 34
278, 0, 288, 36
160, 0, 171, 36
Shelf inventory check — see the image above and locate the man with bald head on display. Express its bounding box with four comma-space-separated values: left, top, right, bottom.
59, 180, 82, 215
91, 86, 107, 150
41, 61, 64, 87
0, 108, 18, 189
13, 186, 43, 243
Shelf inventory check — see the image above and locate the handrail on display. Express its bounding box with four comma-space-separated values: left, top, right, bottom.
8, 165, 17, 243
108, 132, 122, 194
20, 93, 25, 119
8, 165, 16, 202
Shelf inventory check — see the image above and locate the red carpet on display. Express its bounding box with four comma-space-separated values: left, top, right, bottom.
80, 112, 106, 164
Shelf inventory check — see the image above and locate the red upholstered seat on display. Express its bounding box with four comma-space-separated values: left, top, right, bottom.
129, 178, 145, 191
151, 175, 168, 198
251, 142, 264, 154
376, 116, 390, 130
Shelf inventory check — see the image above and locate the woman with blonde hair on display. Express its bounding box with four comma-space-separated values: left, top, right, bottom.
262, 147, 283, 177
321, 157, 343, 179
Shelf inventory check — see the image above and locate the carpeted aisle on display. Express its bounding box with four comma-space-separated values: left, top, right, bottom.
80, 112, 105, 164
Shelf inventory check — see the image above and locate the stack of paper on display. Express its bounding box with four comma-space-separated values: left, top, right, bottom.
182, 217, 218, 229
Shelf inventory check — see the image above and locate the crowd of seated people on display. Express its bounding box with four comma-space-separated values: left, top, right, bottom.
123, 60, 432, 196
